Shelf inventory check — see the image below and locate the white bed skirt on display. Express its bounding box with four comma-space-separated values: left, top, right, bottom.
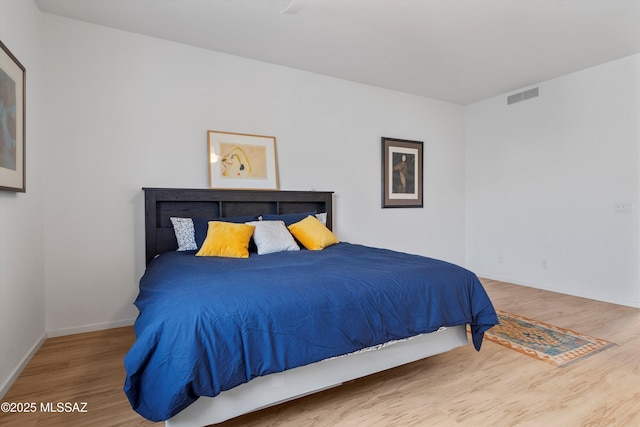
166, 324, 468, 427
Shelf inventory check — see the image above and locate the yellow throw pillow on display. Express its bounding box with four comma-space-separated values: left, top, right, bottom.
196, 221, 255, 258
288, 215, 339, 250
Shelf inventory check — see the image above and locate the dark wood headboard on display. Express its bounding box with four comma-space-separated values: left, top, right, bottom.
143, 188, 334, 265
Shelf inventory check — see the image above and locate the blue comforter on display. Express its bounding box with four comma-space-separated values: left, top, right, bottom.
124, 242, 498, 421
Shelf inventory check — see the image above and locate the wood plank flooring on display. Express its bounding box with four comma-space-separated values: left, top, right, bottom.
1, 279, 638, 426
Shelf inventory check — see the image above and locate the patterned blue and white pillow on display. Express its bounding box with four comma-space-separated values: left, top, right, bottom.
170, 217, 197, 251
246, 220, 299, 255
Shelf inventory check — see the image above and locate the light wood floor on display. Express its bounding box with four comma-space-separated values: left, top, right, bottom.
1, 279, 638, 426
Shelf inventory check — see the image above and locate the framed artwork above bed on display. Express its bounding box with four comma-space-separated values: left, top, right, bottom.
381, 137, 423, 208
208, 130, 279, 190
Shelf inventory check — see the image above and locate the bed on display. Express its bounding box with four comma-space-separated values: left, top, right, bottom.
124, 188, 498, 427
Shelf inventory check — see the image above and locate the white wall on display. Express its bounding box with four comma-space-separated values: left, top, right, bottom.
465, 54, 640, 308
0, 0, 46, 396
40, 15, 466, 335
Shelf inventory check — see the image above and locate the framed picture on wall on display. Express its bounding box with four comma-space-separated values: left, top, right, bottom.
208, 130, 279, 190
0, 40, 26, 192
381, 137, 423, 208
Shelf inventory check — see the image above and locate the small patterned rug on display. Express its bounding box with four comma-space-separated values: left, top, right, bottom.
484, 310, 616, 367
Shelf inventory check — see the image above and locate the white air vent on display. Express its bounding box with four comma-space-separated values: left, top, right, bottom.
507, 87, 539, 105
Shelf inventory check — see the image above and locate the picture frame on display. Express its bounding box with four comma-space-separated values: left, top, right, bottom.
0, 40, 26, 192
208, 130, 279, 190
381, 137, 423, 208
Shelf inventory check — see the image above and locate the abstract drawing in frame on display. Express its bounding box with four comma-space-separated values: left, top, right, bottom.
0, 40, 26, 192
381, 137, 423, 208
208, 130, 279, 190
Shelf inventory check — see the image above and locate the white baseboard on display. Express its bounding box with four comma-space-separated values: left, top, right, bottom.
0, 333, 46, 399
1, 319, 137, 399
47, 318, 136, 338
478, 274, 640, 308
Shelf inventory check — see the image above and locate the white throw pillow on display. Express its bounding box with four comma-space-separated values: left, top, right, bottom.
246, 220, 300, 255
316, 212, 327, 225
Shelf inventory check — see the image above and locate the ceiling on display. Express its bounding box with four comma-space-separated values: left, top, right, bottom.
34, 0, 640, 105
